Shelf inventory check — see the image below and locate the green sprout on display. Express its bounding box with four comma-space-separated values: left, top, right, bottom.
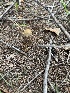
55, 85, 61, 93
15, 2, 19, 11
0, 91, 2, 93
60, 0, 70, 15
19, 23, 27, 27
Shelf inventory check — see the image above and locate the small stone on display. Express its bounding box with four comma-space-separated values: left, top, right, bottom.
9, 63, 13, 67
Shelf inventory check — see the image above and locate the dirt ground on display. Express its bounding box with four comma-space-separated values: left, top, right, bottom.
0, 0, 70, 93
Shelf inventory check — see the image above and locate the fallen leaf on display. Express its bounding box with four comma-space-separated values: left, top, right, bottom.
45, 27, 61, 35
0, 88, 9, 93
23, 29, 32, 37
3, 89, 9, 93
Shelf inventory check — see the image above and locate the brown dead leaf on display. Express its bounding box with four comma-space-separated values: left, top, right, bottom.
45, 27, 61, 35
21, 0, 24, 2
3, 89, 9, 93
23, 29, 32, 37
0, 88, 9, 93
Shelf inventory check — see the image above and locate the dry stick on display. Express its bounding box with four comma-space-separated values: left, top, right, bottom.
17, 70, 44, 92
0, 39, 26, 55
67, 51, 70, 63
34, 0, 70, 40
48, 79, 55, 92
2, 16, 49, 21
38, 43, 70, 49
0, 2, 15, 19
39, 43, 70, 62
9, 17, 43, 21
0, 68, 16, 88
51, 53, 58, 62
0, 73, 12, 87
7, 17, 25, 35
0, 67, 15, 81
43, 39, 52, 93
7, 17, 23, 30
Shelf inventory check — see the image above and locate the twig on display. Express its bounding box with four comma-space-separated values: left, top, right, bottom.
43, 39, 52, 93
0, 16, 49, 21
61, 71, 69, 84
67, 51, 70, 63
0, 68, 15, 81
0, 39, 26, 55
6, 17, 26, 36
0, 2, 15, 19
7, 17, 48, 21
17, 70, 44, 92
7, 17, 23, 31
34, 0, 70, 40
48, 79, 55, 92
0, 73, 12, 87
51, 53, 58, 62
38, 43, 70, 49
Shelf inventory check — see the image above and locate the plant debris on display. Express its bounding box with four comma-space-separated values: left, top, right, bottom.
45, 27, 61, 35
23, 28, 32, 37
0, 0, 70, 93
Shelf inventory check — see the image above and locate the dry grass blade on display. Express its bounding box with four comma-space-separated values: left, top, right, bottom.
17, 70, 44, 92
0, 39, 26, 55
0, 2, 15, 19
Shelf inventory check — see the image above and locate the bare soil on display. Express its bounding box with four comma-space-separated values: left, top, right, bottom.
0, 0, 70, 93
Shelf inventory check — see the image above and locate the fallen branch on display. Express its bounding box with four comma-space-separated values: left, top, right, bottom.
34, 0, 70, 40
38, 43, 70, 49
43, 39, 52, 93
0, 39, 26, 55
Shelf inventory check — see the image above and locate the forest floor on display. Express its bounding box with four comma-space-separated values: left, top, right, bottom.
0, 0, 70, 93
